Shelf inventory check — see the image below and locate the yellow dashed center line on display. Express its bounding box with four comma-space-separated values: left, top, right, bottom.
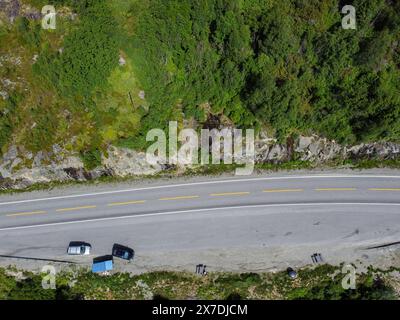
210, 192, 250, 197
108, 200, 146, 206
263, 189, 303, 193
159, 196, 200, 201
369, 188, 400, 192
56, 205, 97, 212
315, 188, 357, 191
7, 211, 47, 217
6, 186, 400, 218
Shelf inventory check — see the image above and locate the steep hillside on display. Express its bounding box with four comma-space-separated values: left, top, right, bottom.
0, 0, 399, 168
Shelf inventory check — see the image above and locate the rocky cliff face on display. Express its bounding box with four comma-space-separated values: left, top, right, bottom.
0, 145, 163, 190
256, 134, 400, 163
0, 135, 399, 190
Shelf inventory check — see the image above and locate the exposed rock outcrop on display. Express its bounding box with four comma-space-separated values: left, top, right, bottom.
254, 134, 400, 164
0, 145, 162, 190
0, 134, 399, 190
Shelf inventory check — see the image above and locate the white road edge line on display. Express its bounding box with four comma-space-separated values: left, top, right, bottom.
0, 202, 399, 232
1, 175, 400, 206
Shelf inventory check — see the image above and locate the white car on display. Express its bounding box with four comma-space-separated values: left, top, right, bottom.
67, 242, 91, 255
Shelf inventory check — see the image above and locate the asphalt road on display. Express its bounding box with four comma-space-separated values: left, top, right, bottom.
0, 172, 399, 272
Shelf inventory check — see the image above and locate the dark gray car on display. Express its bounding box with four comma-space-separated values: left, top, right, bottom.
112, 244, 134, 261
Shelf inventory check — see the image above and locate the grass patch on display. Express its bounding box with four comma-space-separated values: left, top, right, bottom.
0, 264, 398, 300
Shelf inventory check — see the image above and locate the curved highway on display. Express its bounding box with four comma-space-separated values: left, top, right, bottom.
0, 171, 399, 272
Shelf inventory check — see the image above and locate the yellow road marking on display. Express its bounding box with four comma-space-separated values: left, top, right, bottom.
159, 196, 200, 201
315, 188, 357, 191
263, 189, 303, 193
210, 192, 250, 197
369, 188, 400, 192
108, 200, 146, 206
7, 211, 47, 217
56, 205, 97, 212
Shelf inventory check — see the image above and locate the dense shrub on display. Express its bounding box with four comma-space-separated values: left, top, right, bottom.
131, 0, 400, 143
80, 148, 102, 170
0, 94, 21, 155
3, 0, 400, 156
33, 0, 119, 99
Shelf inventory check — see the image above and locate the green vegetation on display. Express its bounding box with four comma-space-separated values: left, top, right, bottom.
132, 0, 400, 145
1, 0, 130, 156
0, 264, 398, 300
0, 94, 21, 154
0, 0, 399, 158
44, 1, 119, 99
80, 148, 102, 170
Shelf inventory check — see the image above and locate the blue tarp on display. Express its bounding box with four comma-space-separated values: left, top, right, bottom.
92, 260, 113, 273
